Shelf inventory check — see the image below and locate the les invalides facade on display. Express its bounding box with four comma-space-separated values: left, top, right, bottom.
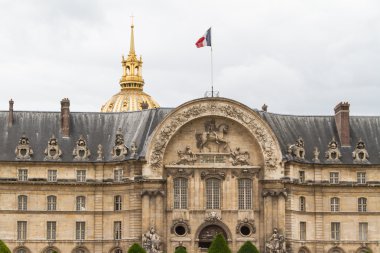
0, 24, 379, 253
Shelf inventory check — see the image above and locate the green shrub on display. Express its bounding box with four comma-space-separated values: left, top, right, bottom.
237, 241, 259, 253
174, 246, 187, 253
128, 243, 146, 253
0, 240, 11, 253
208, 234, 231, 253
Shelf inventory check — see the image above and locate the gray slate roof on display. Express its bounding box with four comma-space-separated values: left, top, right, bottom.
1, 108, 380, 164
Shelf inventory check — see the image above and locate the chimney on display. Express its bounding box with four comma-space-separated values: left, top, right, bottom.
60, 98, 70, 137
334, 102, 350, 147
8, 99, 14, 127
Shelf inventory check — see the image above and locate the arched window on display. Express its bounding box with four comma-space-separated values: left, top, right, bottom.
75, 249, 86, 253
114, 249, 123, 253
16, 248, 28, 253
330, 197, 340, 212
45, 248, 59, 253
174, 177, 188, 209
134, 67, 139, 75
126, 66, 130, 75
76, 196, 86, 211
238, 178, 252, 209
358, 197, 367, 212
18, 195, 27, 210
206, 178, 220, 209
114, 195, 122, 211
299, 196, 306, 212
47, 195, 57, 211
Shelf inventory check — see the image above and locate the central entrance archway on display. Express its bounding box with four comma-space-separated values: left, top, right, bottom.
198, 224, 228, 249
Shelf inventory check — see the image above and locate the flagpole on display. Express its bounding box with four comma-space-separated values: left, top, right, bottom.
210, 45, 214, 97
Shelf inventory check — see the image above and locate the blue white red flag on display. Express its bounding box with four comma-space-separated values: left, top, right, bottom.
195, 28, 212, 48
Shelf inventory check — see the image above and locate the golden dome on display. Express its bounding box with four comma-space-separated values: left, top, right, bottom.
101, 21, 160, 112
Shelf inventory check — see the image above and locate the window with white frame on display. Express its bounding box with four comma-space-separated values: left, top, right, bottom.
76, 222, 85, 240
357, 172, 366, 184
299, 196, 306, 212
330, 197, 340, 212
114, 221, 122, 240
18, 169, 28, 181
17, 221, 27, 240
300, 221, 306, 240
330, 172, 339, 184
76, 170, 86, 182
114, 195, 122, 211
47, 170, 57, 182
358, 197, 367, 212
359, 222, 368, 241
206, 178, 220, 209
238, 178, 252, 209
76, 196, 86, 211
299, 171, 305, 183
114, 168, 123, 182
331, 222, 340, 240
18, 195, 27, 211
47, 195, 57, 211
47, 221, 56, 240
174, 177, 188, 209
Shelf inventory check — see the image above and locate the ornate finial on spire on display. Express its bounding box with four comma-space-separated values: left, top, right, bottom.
129, 15, 135, 55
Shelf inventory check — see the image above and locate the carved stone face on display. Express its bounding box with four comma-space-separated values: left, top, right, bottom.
78, 140, 85, 146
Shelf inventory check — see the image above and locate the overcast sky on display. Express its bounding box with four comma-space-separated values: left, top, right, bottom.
0, 0, 379, 115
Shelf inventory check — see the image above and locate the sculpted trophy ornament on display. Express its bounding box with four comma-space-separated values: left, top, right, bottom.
176, 146, 197, 165
142, 227, 162, 253
312, 147, 320, 163
72, 135, 91, 161
230, 147, 250, 165
352, 139, 370, 164
266, 228, 287, 253
15, 134, 33, 160
325, 138, 342, 163
44, 135, 62, 161
287, 137, 305, 161
111, 128, 129, 161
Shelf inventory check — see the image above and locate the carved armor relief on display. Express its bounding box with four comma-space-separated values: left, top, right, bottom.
352, 139, 370, 164
44, 135, 62, 161
111, 128, 129, 161
72, 135, 91, 161
325, 138, 342, 164
15, 134, 33, 160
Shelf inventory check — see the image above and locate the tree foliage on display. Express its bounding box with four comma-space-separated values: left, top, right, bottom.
208, 234, 231, 253
237, 241, 260, 253
0, 240, 11, 253
174, 246, 187, 253
128, 243, 147, 253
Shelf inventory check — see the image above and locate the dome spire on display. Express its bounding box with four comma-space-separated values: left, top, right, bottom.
129, 15, 135, 55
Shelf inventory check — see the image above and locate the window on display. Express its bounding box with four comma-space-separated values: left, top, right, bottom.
300, 222, 306, 240
114, 221, 122, 240
17, 221, 27, 240
331, 222, 340, 240
299, 171, 305, 183
18, 195, 27, 211
45, 249, 58, 253
357, 172, 366, 184
48, 170, 57, 182
115, 249, 123, 253
359, 222, 368, 241
114, 168, 123, 182
47, 195, 57, 211
330, 172, 339, 184
18, 169, 28, 181
238, 179, 252, 209
330, 197, 340, 212
47, 221, 56, 240
16, 249, 27, 253
206, 178, 220, 209
76, 170, 86, 182
75, 249, 86, 253
114, 195, 122, 211
174, 178, 188, 209
299, 196, 306, 212
76, 196, 86, 211
76, 222, 85, 240
358, 197, 367, 212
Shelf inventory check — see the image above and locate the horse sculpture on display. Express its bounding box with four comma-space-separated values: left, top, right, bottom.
195, 119, 229, 152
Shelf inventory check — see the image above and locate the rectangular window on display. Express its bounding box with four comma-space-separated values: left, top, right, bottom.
18, 195, 27, 211
47, 196, 57, 211
114, 221, 122, 240
48, 170, 57, 182
47, 221, 56, 240
357, 172, 366, 184
300, 222, 306, 240
299, 171, 305, 183
174, 178, 188, 209
17, 221, 27, 240
331, 222, 340, 240
76, 170, 86, 182
114, 169, 123, 182
359, 222, 368, 241
114, 195, 122, 211
330, 172, 339, 184
206, 178, 220, 209
76, 222, 85, 240
238, 179, 252, 209
18, 169, 28, 181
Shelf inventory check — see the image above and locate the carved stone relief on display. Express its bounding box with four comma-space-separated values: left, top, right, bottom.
236, 218, 256, 236
287, 137, 305, 161
312, 147, 320, 163
262, 189, 288, 198
111, 128, 129, 161
352, 139, 370, 164
170, 219, 191, 235
200, 169, 226, 180
142, 226, 162, 253
15, 134, 33, 160
205, 211, 222, 223
96, 144, 103, 161
166, 168, 194, 178
230, 147, 250, 165
44, 135, 62, 161
266, 228, 287, 253
195, 118, 229, 152
325, 138, 342, 164
72, 135, 91, 161
130, 141, 138, 158
231, 168, 259, 178
175, 146, 197, 165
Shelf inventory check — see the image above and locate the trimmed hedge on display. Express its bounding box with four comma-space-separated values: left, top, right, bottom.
174, 246, 187, 253
128, 243, 147, 253
0, 240, 11, 253
208, 234, 231, 253
237, 241, 259, 253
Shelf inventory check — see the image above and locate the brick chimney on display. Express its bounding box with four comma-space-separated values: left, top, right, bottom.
8, 99, 14, 127
60, 98, 70, 137
334, 102, 350, 147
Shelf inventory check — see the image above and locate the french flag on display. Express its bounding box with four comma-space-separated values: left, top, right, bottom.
195, 28, 212, 48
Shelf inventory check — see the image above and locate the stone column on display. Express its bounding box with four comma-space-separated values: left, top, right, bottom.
142, 193, 150, 232
277, 193, 286, 233
264, 192, 273, 237
150, 193, 156, 227
155, 193, 164, 236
